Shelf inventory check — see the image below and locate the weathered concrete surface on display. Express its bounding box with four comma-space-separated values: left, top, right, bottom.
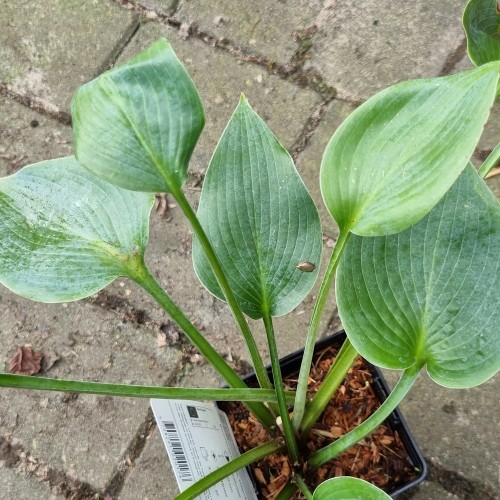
0, 289, 182, 491
306, 0, 468, 100
0, 97, 72, 177
0, 466, 60, 499
176, 0, 323, 65
137, 0, 178, 16
0, 0, 138, 111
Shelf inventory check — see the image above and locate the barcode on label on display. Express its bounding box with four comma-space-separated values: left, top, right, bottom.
162, 421, 193, 482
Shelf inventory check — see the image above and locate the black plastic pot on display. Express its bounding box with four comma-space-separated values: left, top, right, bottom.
221, 330, 427, 498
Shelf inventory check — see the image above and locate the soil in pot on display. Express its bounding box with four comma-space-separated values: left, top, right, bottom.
220, 340, 420, 499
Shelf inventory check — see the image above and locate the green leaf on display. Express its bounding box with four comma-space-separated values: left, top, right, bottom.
321, 63, 500, 236
193, 96, 322, 319
336, 165, 500, 388
463, 0, 500, 66
313, 477, 390, 500
0, 157, 154, 302
72, 38, 204, 193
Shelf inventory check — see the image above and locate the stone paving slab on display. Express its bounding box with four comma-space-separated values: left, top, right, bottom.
0, 97, 72, 177
306, 0, 468, 100
0, 0, 138, 111
0, 289, 182, 491
0, 466, 60, 499
138, 0, 178, 16
175, 0, 323, 65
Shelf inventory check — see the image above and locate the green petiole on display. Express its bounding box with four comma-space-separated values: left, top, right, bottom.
173, 187, 273, 394
0, 374, 296, 403
292, 230, 351, 431
174, 439, 284, 500
308, 365, 421, 469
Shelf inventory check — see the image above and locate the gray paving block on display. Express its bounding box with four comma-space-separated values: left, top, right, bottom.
306, 0, 468, 100
401, 480, 460, 499
137, 0, 178, 16
0, 0, 138, 111
175, 0, 323, 65
383, 370, 500, 494
0, 466, 60, 499
0, 291, 182, 491
120, 428, 177, 500
0, 97, 72, 177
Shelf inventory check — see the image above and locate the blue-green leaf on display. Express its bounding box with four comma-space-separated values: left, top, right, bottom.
0, 157, 154, 302
463, 0, 500, 66
321, 63, 499, 236
313, 477, 390, 500
337, 165, 500, 388
72, 38, 204, 193
193, 97, 322, 319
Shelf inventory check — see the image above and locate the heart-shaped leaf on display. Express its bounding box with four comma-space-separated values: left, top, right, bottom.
193, 96, 322, 319
321, 63, 499, 236
0, 157, 154, 302
313, 477, 390, 500
336, 165, 500, 388
72, 38, 204, 193
463, 0, 500, 66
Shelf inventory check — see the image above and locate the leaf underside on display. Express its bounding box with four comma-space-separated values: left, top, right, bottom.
321, 63, 500, 236
72, 38, 205, 193
193, 97, 322, 319
0, 157, 153, 302
463, 0, 500, 66
313, 477, 391, 500
337, 165, 500, 388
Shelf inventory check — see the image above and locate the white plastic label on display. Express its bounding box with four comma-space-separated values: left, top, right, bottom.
151, 399, 258, 500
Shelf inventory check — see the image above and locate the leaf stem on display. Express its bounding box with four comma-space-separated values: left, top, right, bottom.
292, 230, 351, 430
0, 374, 295, 403
308, 365, 421, 469
172, 188, 273, 392
274, 482, 298, 500
294, 475, 313, 500
263, 314, 300, 464
128, 261, 275, 430
174, 439, 284, 500
478, 142, 500, 178
299, 338, 359, 439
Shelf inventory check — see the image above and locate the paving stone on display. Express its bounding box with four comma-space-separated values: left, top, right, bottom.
306, 0, 468, 100
0, 466, 60, 499
0, 290, 182, 491
138, 0, 178, 16
0, 0, 138, 111
121, 427, 178, 500
175, 0, 323, 65
400, 479, 460, 500
0, 97, 72, 177
383, 370, 500, 494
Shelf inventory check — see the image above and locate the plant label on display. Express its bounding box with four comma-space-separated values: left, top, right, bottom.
151, 399, 258, 499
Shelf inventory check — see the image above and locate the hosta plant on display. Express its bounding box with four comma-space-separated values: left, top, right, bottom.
1, 0, 499, 498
